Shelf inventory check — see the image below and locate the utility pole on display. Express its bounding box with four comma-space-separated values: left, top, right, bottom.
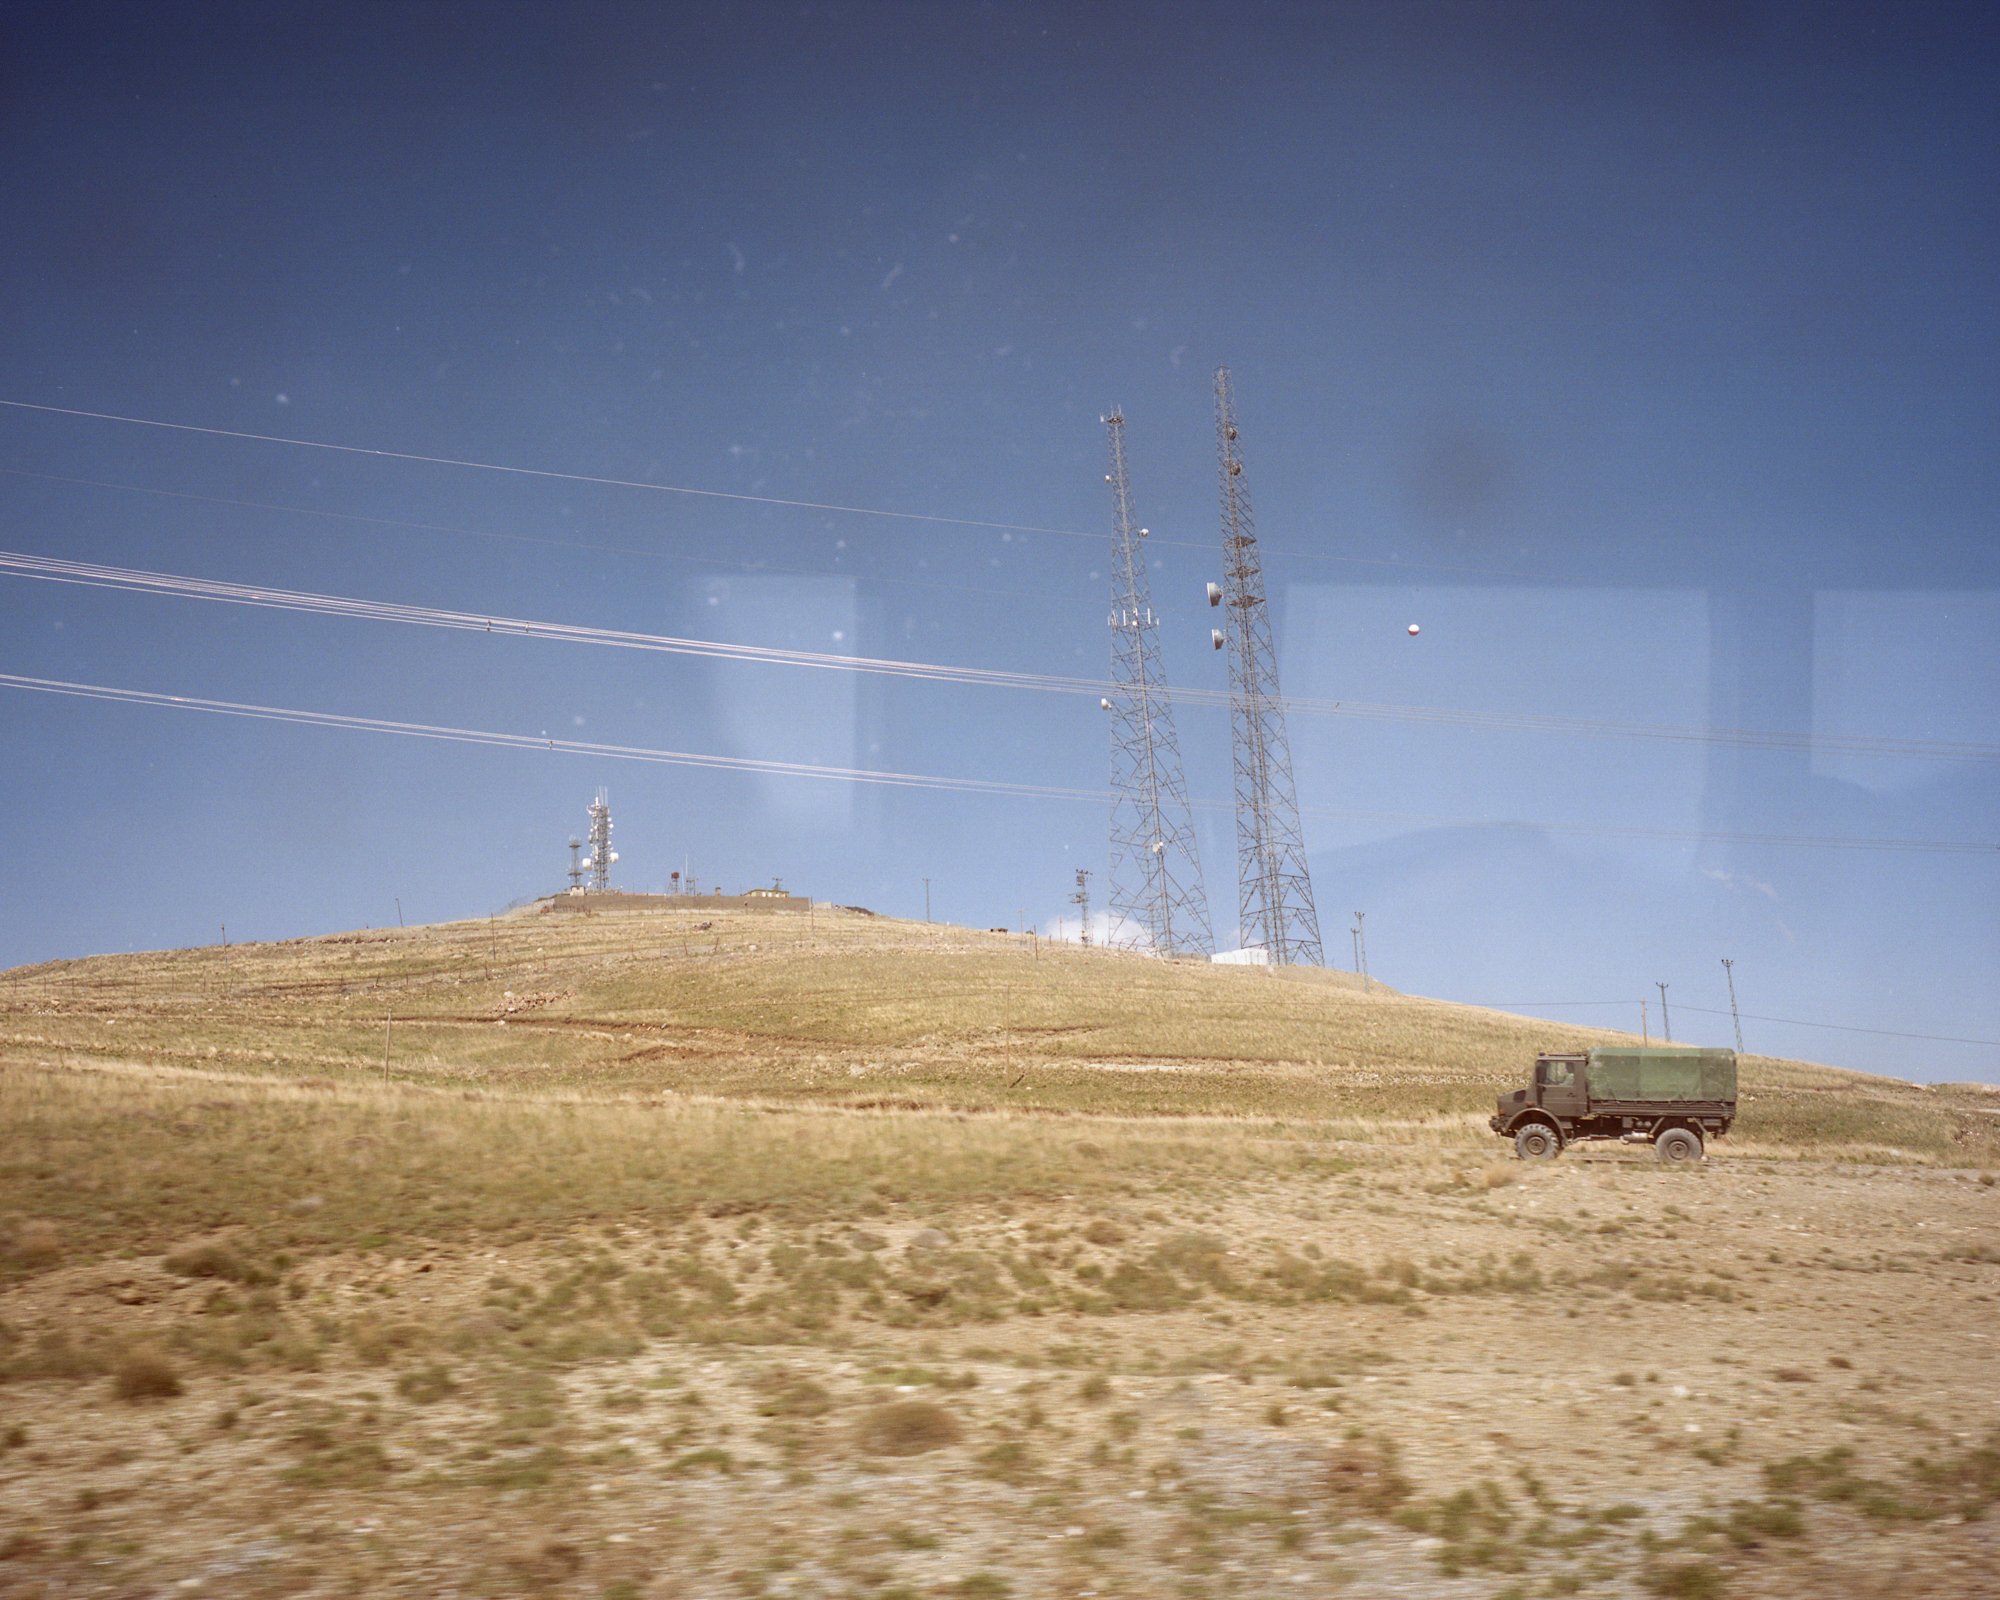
383, 1008, 393, 1076
1101, 409, 1212, 957
219, 922, 228, 949
923, 877, 932, 923
1350, 924, 1360, 973
1641, 998, 1649, 1044
1656, 982, 1672, 1043
395, 897, 404, 929
1211, 368, 1323, 966
1353, 911, 1369, 991
1721, 959, 1744, 1052
1071, 868, 1092, 946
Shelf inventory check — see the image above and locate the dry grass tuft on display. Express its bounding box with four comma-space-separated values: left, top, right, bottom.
164, 1242, 272, 1285
4, 1219, 61, 1268
854, 1399, 962, 1456
1321, 1435, 1412, 1515
111, 1348, 183, 1402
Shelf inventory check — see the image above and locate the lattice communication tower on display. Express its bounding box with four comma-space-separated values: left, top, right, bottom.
1102, 411, 1213, 958
1209, 368, 1323, 966
566, 835, 585, 892
585, 788, 616, 892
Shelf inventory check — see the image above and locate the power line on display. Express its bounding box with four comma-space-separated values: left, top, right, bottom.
0, 398, 1091, 541
0, 670, 1990, 856
0, 396, 1593, 581
1672, 1003, 2000, 1049
1480, 996, 1999, 1049
0, 465, 1054, 605
0, 672, 1108, 801
11, 546, 1991, 767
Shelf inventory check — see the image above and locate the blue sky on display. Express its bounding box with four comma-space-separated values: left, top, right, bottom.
0, 1, 1994, 1080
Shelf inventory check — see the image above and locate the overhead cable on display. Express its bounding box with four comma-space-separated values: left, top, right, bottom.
0, 466, 1052, 604
0, 397, 1548, 578
1, 671, 1993, 856
1480, 997, 1998, 1049
5, 548, 1992, 766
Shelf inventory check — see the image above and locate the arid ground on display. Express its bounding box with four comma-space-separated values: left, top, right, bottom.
3, 904, 1996, 1598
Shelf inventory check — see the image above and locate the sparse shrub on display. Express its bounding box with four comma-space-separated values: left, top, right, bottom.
164, 1243, 273, 1286
1081, 1219, 1127, 1246
503, 1539, 583, 1584
1724, 1497, 1805, 1546
953, 1576, 1011, 1598
394, 1364, 456, 1404
976, 1439, 1037, 1483
855, 1399, 961, 1456
756, 1372, 835, 1418
112, 1348, 182, 1401
5, 1220, 60, 1267
665, 1446, 735, 1475
1078, 1373, 1112, 1403
1772, 1368, 1814, 1384
1640, 1557, 1726, 1599
1321, 1436, 1412, 1514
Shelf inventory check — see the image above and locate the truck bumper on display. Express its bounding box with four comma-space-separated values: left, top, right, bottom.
1487, 1115, 1504, 1134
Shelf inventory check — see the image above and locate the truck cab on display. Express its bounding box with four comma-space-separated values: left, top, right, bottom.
1531, 1053, 1587, 1120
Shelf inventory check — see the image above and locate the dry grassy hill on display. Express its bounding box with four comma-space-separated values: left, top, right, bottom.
2, 904, 1996, 1599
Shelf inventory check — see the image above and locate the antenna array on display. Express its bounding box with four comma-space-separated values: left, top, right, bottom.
1211, 368, 1323, 966
585, 788, 615, 891
1102, 411, 1213, 958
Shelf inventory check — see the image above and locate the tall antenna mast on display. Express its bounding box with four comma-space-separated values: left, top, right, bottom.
1211, 368, 1323, 966
1102, 410, 1213, 958
566, 836, 584, 893
1721, 958, 1744, 1052
1071, 867, 1092, 946
585, 788, 616, 892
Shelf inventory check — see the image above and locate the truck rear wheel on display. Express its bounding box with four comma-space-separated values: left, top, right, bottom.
1655, 1127, 1703, 1164
1514, 1124, 1560, 1160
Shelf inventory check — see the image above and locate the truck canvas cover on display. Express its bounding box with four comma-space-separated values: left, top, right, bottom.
1585, 1047, 1736, 1103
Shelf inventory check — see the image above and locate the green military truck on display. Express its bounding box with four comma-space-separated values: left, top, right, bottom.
1490, 1046, 1737, 1163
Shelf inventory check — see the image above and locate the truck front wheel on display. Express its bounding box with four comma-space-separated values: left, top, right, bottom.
1655, 1127, 1703, 1165
1514, 1125, 1561, 1160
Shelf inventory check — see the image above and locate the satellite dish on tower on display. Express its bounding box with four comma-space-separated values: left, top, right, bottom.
1211, 628, 1225, 651
1206, 582, 1222, 607
1407, 623, 1421, 637
1099, 697, 1113, 711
